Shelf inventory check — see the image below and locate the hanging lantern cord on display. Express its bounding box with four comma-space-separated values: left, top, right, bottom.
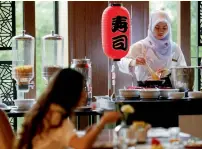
108, 1, 123, 6
111, 60, 116, 100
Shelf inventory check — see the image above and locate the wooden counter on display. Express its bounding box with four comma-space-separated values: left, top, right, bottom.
115, 98, 202, 128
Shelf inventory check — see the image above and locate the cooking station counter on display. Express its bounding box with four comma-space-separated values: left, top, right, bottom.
115, 99, 202, 128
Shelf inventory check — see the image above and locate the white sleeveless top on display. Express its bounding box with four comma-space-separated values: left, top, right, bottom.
32, 118, 76, 149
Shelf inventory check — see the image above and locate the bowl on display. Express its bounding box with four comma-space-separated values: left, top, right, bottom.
94, 96, 115, 110
139, 89, 160, 99
14, 99, 35, 110
188, 91, 202, 99
159, 89, 179, 98
119, 89, 140, 98
168, 92, 185, 99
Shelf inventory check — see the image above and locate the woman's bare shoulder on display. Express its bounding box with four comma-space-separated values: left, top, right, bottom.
0, 109, 9, 121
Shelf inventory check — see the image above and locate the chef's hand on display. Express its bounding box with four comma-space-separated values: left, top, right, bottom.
136, 57, 146, 65
129, 57, 146, 66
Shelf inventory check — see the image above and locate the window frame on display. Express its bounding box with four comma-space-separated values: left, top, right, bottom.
23, 1, 59, 98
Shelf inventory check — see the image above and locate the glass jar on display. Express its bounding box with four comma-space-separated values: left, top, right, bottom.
71, 58, 92, 105
113, 121, 137, 149
42, 31, 64, 82
12, 30, 34, 93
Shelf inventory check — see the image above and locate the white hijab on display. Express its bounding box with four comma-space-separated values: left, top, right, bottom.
142, 10, 173, 60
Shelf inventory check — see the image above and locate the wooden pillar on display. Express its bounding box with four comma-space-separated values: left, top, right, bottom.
178, 1, 191, 65
23, 1, 36, 99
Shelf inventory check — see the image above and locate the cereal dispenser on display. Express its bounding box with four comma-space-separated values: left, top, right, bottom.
12, 30, 34, 99
42, 31, 64, 82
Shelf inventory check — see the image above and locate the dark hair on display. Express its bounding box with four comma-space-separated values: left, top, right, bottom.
14, 68, 84, 149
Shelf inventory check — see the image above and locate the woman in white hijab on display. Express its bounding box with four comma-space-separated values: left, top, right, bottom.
118, 10, 187, 82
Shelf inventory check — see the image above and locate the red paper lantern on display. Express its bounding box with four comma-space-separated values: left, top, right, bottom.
101, 3, 131, 61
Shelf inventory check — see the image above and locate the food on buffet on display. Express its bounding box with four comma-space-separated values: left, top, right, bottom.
127, 86, 143, 89
151, 138, 164, 149
14, 65, 33, 78
156, 68, 169, 78
121, 104, 135, 114
185, 144, 202, 149
149, 68, 170, 80
43, 65, 62, 80
13, 65, 33, 91
132, 121, 151, 143
185, 144, 202, 148
169, 138, 180, 144
132, 121, 148, 130
151, 72, 160, 80
158, 87, 172, 89
145, 61, 160, 80
13, 65, 33, 84
184, 140, 202, 149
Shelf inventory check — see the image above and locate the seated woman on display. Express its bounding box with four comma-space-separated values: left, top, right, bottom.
0, 109, 15, 149
14, 68, 121, 149
118, 10, 187, 84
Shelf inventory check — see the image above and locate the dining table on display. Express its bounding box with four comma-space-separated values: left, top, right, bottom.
86, 128, 199, 149
6, 108, 104, 132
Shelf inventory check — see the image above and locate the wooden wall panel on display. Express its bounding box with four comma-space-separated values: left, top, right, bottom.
179, 1, 191, 65
68, 1, 149, 95
85, 2, 109, 95
68, 2, 86, 60
68, 1, 108, 95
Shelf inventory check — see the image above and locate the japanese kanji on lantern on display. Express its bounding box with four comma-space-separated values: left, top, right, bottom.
101, 3, 131, 61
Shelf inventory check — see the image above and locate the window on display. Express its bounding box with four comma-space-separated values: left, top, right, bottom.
190, 1, 200, 90
190, 1, 197, 62
35, 1, 54, 97
0, 1, 23, 60
59, 1, 68, 66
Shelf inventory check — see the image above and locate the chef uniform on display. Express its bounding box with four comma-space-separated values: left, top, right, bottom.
118, 10, 187, 81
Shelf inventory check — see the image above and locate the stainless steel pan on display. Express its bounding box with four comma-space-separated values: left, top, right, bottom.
170, 66, 198, 91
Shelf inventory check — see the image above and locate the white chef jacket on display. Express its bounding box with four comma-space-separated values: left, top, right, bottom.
117, 41, 187, 81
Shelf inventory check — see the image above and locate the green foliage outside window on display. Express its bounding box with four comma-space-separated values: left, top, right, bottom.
35, 1, 54, 97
